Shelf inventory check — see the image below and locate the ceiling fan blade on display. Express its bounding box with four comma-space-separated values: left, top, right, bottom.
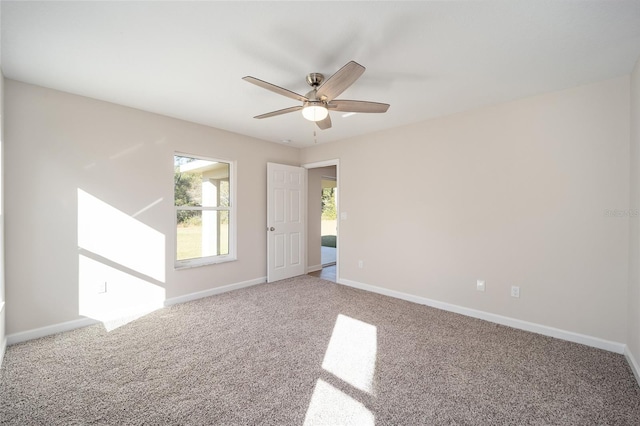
254, 106, 302, 119
243, 76, 308, 102
328, 100, 390, 113
316, 61, 365, 102
316, 114, 332, 130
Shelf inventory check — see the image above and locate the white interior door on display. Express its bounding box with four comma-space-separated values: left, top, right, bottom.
267, 163, 306, 282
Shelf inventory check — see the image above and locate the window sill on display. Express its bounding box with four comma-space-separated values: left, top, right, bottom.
175, 256, 237, 270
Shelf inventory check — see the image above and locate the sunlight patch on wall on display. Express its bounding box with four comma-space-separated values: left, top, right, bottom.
77, 189, 166, 331
322, 314, 378, 393
303, 379, 374, 426
78, 189, 165, 282
78, 255, 165, 331
132, 197, 164, 218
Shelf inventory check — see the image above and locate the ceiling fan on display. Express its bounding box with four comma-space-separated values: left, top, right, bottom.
242, 60, 390, 130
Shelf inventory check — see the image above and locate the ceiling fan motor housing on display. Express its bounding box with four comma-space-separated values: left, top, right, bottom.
306, 72, 325, 87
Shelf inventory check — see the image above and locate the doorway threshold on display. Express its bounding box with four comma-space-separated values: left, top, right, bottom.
309, 264, 336, 283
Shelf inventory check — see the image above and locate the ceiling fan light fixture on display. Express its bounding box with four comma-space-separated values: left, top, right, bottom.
302, 103, 328, 122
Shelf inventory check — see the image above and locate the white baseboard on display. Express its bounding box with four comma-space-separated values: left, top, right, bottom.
625, 346, 640, 386
7, 317, 100, 346
164, 276, 266, 306
338, 278, 626, 354
0, 337, 6, 367
6, 277, 266, 346
307, 264, 322, 273
0, 301, 5, 366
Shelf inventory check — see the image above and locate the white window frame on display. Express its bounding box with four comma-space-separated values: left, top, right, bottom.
174, 152, 237, 269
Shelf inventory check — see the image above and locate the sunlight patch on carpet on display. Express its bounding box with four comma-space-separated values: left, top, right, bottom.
303, 379, 374, 426
322, 314, 377, 393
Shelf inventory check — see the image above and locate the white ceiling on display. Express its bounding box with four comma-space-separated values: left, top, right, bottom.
2, 1, 640, 148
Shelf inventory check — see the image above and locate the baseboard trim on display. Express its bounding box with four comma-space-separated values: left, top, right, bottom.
164, 277, 266, 306
625, 346, 640, 386
7, 317, 100, 346
6, 277, 267, 346
0, 337, 6, 367
1, 301, 7, 365
338, 278, 625, 354
307, 264, 322, 273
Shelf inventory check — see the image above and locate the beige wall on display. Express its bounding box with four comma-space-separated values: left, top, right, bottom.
629, 59, 640, 366
307, 166, 337, 270
4, 79, 299, 334
3, 73, 637, 350
301, 76, 630, 343
0, 6, 5, 361
0, 73, 5, 356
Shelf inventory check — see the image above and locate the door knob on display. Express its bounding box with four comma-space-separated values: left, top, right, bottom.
269, 227, 275, 231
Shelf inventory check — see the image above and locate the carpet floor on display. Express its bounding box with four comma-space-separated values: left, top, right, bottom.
1, 275, 639, 425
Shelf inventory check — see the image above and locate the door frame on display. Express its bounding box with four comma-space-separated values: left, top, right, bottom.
302, 159, 340, 282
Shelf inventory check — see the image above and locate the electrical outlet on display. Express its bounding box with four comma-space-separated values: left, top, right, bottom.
97, 281, 107, 294
511, 286, 520, 298
358, 260, 364, 269
477, 280, 485, 292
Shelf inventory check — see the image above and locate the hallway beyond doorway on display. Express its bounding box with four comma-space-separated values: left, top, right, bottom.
321, 246, 336, 266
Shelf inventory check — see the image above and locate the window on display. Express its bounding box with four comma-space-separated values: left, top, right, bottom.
174, 153, 235, 268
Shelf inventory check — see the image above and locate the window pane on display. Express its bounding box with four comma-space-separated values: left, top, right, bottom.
201, 210, 229, 257
176, 210, 230, 261
176, 210, 202, 261
174, 155, 230, 208
219, 179, 230, 208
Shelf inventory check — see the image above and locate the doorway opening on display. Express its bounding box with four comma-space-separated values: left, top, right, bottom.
305, 161, 338, 283
320, 177, 337, 280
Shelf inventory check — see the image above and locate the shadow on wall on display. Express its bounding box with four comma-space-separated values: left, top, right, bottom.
77, 189, 166, 331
